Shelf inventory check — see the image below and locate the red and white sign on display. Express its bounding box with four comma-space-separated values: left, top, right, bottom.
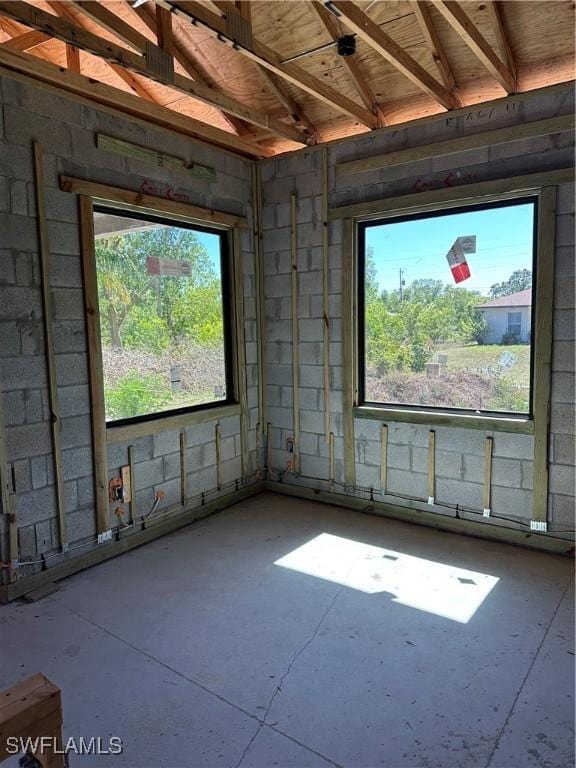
146, 256, 192, 277
446, 235, 476, 284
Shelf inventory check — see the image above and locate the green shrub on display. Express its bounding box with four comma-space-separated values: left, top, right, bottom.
122, 308, 171, 354
106, 372, 172, 419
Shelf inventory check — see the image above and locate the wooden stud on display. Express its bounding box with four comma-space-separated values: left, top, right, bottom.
341, 218, 356, 487
169, 1, 379, 128
266, 421, 272, 477
329, 168, 574, 221
65, 43, 80, 73
33, 142, 69, 550
180, 431, 187, 506
411, 1, 457, 97
290, 192, 300, 474
0, 1, 306, 144
252, 164, 265, 472
79, 195, 109, 535
329, 431, 335, 492
483, 436, 493, 516
532, 186, 557, 528
0, 387, 18, 583
329, 1, 455, 110
433, 0, 516, 93
427, 430, 436, 505
322, 148, 331, 442
215, 421, 222, 490
128, 445, 136, 524
233, 227, 249, 482
59, 175, 247, 229
380, 424, 388, 493
121, 464, 132, 504
337, 114, 575, 177
0, 47, 270, 158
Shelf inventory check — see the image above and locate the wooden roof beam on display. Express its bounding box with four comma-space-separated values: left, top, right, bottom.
310, 1, 386, 126
129, 0, 247, 135
432, 0, 516, 93
167, 1, 380, 129
486, 0, 517, 84
411, 1, 458, 99
155, 5, 174, 56
69, 1, 150, 53
65, 43, 80, 72
212, 1, 316, 136
0, 1, 307, 143
326, 1, 455, 110
2, 28, 50, 51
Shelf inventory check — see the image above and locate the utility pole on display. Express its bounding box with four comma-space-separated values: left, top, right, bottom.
399, 268, 405, 301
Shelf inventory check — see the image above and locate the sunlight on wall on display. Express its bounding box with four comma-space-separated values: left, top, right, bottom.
274, 533, 499, 624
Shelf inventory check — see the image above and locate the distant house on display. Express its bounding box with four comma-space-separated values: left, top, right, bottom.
478, 288, 532, 344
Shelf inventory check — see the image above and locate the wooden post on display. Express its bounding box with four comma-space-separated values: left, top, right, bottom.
483, 436, 493, 517
79, 195, 109, 534
215, 422, 222, 491
342, 218, 356, 487
33, 142, 69, 550
0, 673, 65, 767
233, 227, 249, 482
322, 147, 331, 443
290, 192, 300, 474
532, 186, 557, 531
328, 431, 335, 492
128, 445, 136, 524
252, 164, 265, 473
180, 431, 187, 507
266, 421, 272, 477
380, 424, 388, 494
427, 430, 436, 505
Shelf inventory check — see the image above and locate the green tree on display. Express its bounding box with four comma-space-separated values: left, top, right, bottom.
489, 268, 532, 298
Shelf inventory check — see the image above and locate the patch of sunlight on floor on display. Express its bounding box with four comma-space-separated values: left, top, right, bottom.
274, 533, 499, 623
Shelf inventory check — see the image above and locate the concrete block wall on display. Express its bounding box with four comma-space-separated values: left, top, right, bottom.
261, 83, 575, 539
0, 73, 260, 578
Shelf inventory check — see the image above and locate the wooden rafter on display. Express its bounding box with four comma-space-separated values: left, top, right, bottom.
411, 1, 457, 96
65, 43, 80, 72
310, 1, 386, 125
212, 0, 316, 135
0, 1, 307, 143
47, 2, 158, 103
327, 1, 455, 110
0, 45, 271, 156
486, 0, 517, 84
129, 0, 248, 135
69, 1, 150, 53
432, 0, 516, 93
155, 4, 173, 56
2, 28, 50, 51
168, 1, 380, 128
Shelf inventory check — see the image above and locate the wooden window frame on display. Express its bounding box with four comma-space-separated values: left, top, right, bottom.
71, 177, 248, 532
354, 192, 540, 430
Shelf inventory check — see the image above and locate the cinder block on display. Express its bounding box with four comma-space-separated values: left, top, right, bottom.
35, 519, 54, 553
521, 461, 533, 490
62, 446, 93, 481
52, 288, 84, 321
185, 421, 216, 446
54, 320, 87, 353
553, 434, 575, 465
0, 250, 15, 285
15, 486, 56, 526
554, 309, 575, 341
299, 342, 322, 365
134, 457, 164, 489
24, 389, 43, 424
554, 279, 575, 308
492, 433, 534, 460
552, 372, 575, 403
281, 386, 293, 408
556, 213, 575, 247
13, 458, 31, 493
300, 409, 324, 434
153, 430, 180, 457
18, 525, 37, 558
3, 390, 25, 426
57, 384, 90, 417
492, 457, 522, 488
153, 477, 181, 511
76, 475, 95, 508
557, 183, 575, 214
551, 403, 575, 435
162, 451, 181, 481
187, 442, 217, 470
6, 422, 51, 459
549, 493, 576, 526
549, 464, 575, 497
267, 406, 293, 430
63, 479, 78, 514
221, 456, 242, 486
491, 485, 532, 519
388, 468, 427, 499
435, 450, 465, 480
0, 286, 42, 320
4, 106, 72, 156
55, 353, 88, 387
436, 477, 483, 510
67, 508, 97, 542
30, 455, 48, 489
299, 319, 324, 343
299, 431, 319, 456
355, 462, 380, 489
552, 341, 575, 372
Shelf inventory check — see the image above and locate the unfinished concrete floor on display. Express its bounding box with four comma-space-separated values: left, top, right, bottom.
1, 492, 574, 768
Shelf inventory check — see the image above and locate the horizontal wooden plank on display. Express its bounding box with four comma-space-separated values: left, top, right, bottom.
337, 113, 575, 176
59, 175, 247, 229
106, 403, 242, 443
353, 406, 534, 434
329, 167, 575, 220
0, 46, 271, 158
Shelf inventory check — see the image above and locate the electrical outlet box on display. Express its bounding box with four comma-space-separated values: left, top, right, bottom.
97, 530, 112, 544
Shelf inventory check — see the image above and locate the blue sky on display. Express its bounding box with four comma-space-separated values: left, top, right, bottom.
194, 230, 222, 270
365, 201, 535, 296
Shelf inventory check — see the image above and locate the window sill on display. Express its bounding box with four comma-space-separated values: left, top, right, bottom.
353, 405, 534, 434
106, 402, 241, 443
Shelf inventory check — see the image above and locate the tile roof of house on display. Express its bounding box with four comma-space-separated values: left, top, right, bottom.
478, 288, 532, 308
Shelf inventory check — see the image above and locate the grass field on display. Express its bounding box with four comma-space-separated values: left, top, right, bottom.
437, 344, 531, 386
